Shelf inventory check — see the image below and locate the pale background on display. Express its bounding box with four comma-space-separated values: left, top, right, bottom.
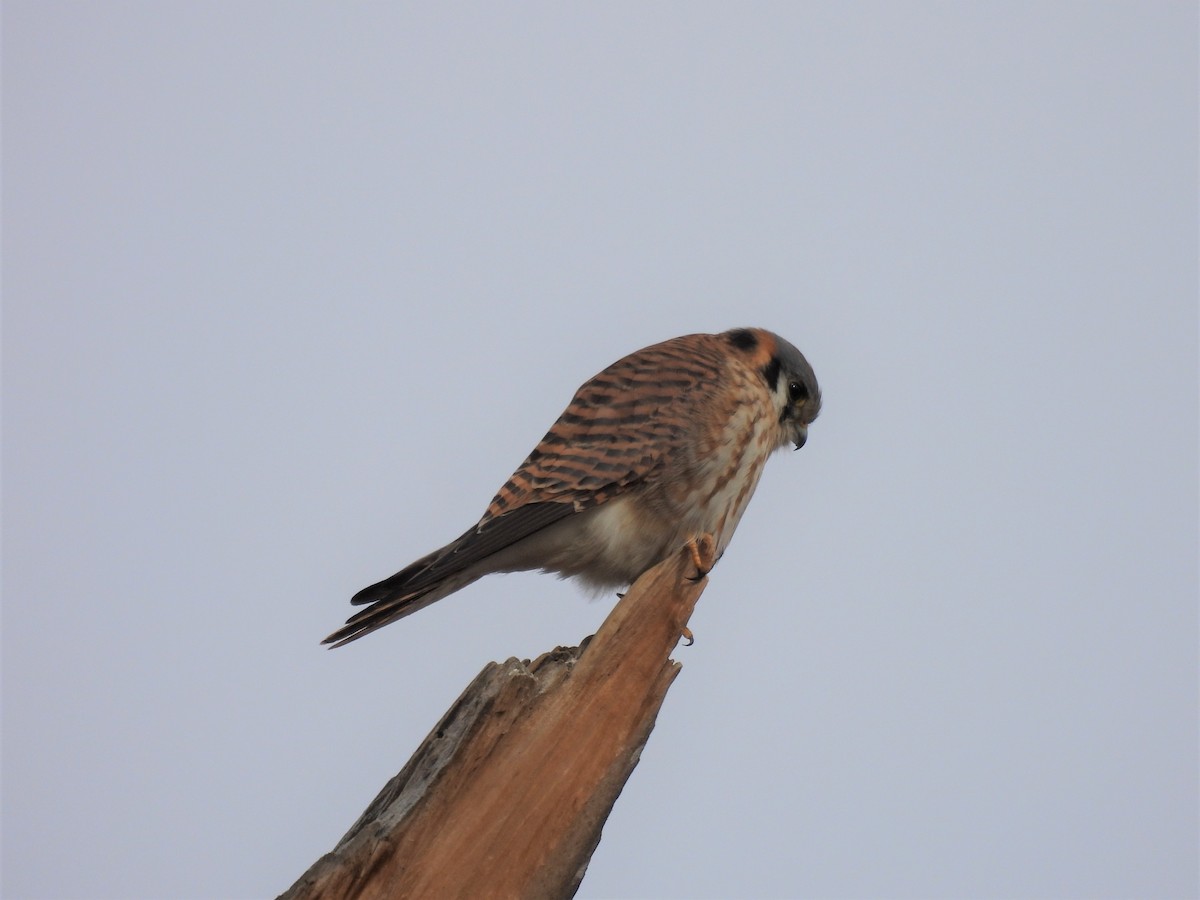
3, 3, 1197, 898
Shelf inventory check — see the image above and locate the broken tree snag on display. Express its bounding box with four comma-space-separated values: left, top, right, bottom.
281, 535, 716, 900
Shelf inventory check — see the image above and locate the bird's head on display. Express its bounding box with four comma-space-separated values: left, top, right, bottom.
725, 327, 821, 450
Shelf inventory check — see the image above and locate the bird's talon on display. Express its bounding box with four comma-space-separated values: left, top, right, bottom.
681, 626, 695, 646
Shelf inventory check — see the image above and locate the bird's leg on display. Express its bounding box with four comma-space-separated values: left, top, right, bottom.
684, 536, 714, 583
681, 535, 714, 646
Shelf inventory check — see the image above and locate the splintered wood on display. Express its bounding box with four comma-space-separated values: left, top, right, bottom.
281, 535, 715, 900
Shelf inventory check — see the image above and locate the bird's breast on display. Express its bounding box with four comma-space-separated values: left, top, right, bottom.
679, 399, 780, 556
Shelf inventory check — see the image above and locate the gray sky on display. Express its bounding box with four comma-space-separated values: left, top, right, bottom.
3, 3, 1197, 898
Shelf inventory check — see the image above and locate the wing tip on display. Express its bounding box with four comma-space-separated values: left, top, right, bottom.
320, 616, 369, 648
323, 579, 458, 648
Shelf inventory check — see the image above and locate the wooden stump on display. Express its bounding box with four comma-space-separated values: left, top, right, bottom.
281, 535, 715, 900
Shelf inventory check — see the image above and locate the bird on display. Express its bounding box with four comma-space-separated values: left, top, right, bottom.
324, 327, 821, 647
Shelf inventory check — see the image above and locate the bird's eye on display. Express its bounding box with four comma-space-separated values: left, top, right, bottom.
788, 381, 808, 402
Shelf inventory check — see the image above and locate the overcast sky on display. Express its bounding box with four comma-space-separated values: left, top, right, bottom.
3, 3, 1197, 899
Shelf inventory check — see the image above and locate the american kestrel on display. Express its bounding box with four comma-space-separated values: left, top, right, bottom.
324, 327, 820, 647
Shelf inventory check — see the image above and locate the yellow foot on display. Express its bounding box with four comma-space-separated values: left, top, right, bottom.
684, 535, 715, 583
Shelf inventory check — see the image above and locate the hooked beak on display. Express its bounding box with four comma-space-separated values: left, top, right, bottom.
793, 426, 808, 450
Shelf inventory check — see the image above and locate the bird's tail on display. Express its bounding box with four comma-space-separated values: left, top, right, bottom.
326, 504, 568, 647
321, 569, 480, 647
323, 535, 486, 647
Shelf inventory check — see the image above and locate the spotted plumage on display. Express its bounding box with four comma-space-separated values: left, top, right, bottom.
324, 327, 820, 647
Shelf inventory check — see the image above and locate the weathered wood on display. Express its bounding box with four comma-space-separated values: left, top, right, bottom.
281, 535, 715, 900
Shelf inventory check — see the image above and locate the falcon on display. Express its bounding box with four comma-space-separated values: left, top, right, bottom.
325, 327, 820, 646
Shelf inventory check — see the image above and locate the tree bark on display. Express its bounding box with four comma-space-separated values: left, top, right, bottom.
281, 535, 715, 900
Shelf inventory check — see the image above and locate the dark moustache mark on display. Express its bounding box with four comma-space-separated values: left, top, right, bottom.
761, 356, 781, 392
